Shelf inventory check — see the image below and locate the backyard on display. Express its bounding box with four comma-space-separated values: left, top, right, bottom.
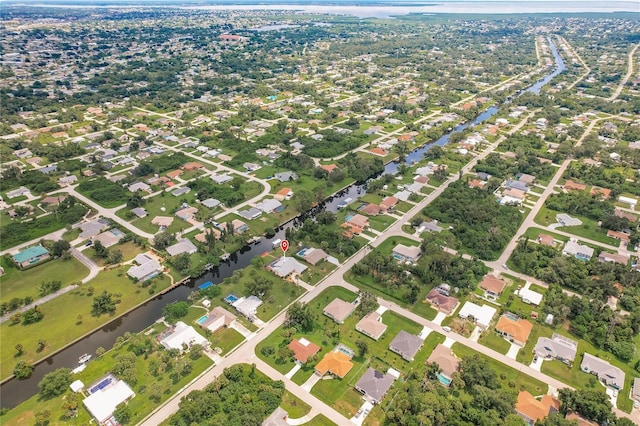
0, 269, 171, 381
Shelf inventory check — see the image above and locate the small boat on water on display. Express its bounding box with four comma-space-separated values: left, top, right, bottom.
78, 353, 91, 364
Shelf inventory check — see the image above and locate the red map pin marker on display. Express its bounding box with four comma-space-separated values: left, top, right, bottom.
280, 239, 289, 253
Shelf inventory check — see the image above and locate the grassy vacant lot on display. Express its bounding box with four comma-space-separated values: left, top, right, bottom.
451, 342, 548, 395
1, 325, 213, 426
0, 256, 88, 302
256, 286, 442, 418
84, 241, 143, 266
116, 194, 192, 235
533, 206, 618, 246
344, 236, 438, 321
0, 269, 171, 381
304, 415, 336, 426
281, 390, 312, 419
478, 331, 511, 355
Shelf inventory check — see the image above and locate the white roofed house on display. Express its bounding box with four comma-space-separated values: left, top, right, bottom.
159, 321, 209, 352
83, 375, 135, 425
166, 238, 198, 256
391, 244, 421, 263
127, 254, 162, 282
562, 239, 594, 261
458, 301, 496, 329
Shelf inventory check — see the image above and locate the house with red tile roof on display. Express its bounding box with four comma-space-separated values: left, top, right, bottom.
479, 274, 507, 299
288, 338, 321, 363
496, 315, 534, 346
515, 391, 559, 426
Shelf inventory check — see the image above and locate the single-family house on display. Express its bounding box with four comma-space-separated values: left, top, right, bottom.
505, 179, 529, 192
515, 391, 560, 426
197, 306, 236, 333
392, 244, 421, 263
237, 207, 262, 220
356, 312, 388, 341
517, 173, 536, 185
160, 321, 208, 352
267, 257, 307, 278
562, 240, 594, 261
175, 206, 198, 221
537, 234, 555, 247
231, 219, 248, 234
495, 315, 534, 346
211, 173, 233, 184
171, 187, 191, 197
12, 245, 50, 268
479, 274, 506, 299
131, 207, 148, 218
230, 295, 263, 319
151, 216, 174, 230
93, 229, 125, 248
6, 186, 30, 199
346, 214, 369, 229
361, 204, 381, 216
80, 219, 110, 239
556, 214, 582, 227
426, 344, 459, 386
201, 198, 221, 209
425, 288, 459, 314
420, 220, 443, 233
288, 338, 321, 364
614, 208, 637, 222
323, 298, 356, 324
598, 252, 629, 265
275, 171, 298, 182
606, 230, 630, 243
389, 330, 423, 361
517, 287, 544, 306
533, 334, 578, 365
379, 196, 398, 212
58, 175, 78, 186
166, 238, 198, 257
255, 199, 283, 214
315, 351, 353, 378
355, 368, 395, 405
83, 376, 135, 426
580, 353, 625, 390
128, 182, 151, 193
127, 254, 162, 282
632, 378, 640, 402
41, 195, 67, 206
302, 248, 329, 266
458, 302, 496, 329
274, 188, 293, 201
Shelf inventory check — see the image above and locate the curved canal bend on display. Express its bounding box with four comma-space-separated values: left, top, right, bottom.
1, 38, 565, 409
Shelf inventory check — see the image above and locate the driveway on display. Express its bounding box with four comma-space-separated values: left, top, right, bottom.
529, 356, 544, 372
432, 312, 447, 325
301, 373, 322, 392
418, 326, 432, 340
469, 326, 482, 342
285, 364, 301, 379
506, 343, 520, 360
443, 337, 456, 348
350, 401, 373, 426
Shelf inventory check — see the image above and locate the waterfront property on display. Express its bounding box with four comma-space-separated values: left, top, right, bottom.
127, 253, 162, 282
196, 306, 237, 333
159, 321, 209, 352
81, 374, 135, 426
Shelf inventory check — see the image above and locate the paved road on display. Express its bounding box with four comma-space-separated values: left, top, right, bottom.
71, 247, 101, 283
495, 117, 603, 266
560, 36, 592, 91
607, 44, 638, 101
0, 228, 67, 256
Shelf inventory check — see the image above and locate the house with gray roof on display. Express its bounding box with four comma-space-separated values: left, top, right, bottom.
533, 334, 578, 365
420, 221, 443, 233
131, 207, 148, 218
128, 182, 150, 193
237, 207, 262, 220
505, 179, 529, 192
80, 218, 110, 239
127, 254, 162, 282
201, 198, 221, 209
255, 199, 283, 214
392, 244, 421, 263
267, 257, 307, 278
166, 239, 198, 257
562, 239, 594, 261
211, 174, 233, 184
171, 187, 191, 197
355, 368, 395, 405
389, 330, 423, 361
275, 171, 298, 182
632, 378, 640, 402
580, 353, 625, 390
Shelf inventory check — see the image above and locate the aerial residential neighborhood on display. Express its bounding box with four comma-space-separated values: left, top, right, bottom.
0, 3, 639, 426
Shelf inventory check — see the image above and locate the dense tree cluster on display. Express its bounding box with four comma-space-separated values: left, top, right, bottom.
169, 364, 284, 426
77, 177, 130, 207
422, 181, 522, 260
291, 218, 363, 258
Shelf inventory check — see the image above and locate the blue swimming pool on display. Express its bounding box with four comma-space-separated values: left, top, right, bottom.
196, 315, 208, 324
224, 294, 239, 304
199, 281, 213, 290
437, 372, 451, 386
345, 214, 354, 222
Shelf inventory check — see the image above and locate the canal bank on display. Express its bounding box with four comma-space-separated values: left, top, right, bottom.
0, 37, 565, 409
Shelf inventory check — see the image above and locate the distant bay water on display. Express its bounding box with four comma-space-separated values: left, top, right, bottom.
8, 0, 640, 17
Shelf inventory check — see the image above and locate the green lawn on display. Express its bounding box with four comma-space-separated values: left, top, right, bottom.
0, 256, 88, 303
116, 194, 192, 234
303, 414, 336, 426
522, 227, 569, 244
0, 269, 171, 381
1, 324, 213, 426
209, 327, 245, 355
344, 236, 438, 321
281, 390, 312, 419
478, 331, 511, 355
256, 286, 434, 417
84, 241, 144, 266
451, 342, 548, 395
533, 206, 619, 246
